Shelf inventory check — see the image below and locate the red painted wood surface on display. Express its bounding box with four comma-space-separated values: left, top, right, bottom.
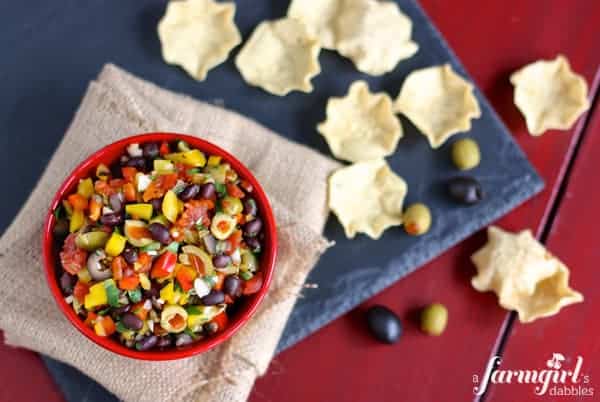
2, 2, 600, 402
486, 82, 600, 402
251, 2, 600, 402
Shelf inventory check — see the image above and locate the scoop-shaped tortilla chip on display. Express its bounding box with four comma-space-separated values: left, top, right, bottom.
329, 159, 407, 239
394, 64, 481, 148
235, 18, 321, 96
335, 0, 418, 76
471, 226, 583, 323
158, 0, 241, 81
318, 81, 403, 163
287, 0, 342, 49
510, 55, 590, 136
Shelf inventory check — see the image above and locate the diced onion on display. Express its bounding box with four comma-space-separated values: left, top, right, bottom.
127, 143, 143, 157
194, 278, 211, 297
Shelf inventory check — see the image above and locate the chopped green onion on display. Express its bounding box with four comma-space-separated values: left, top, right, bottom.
127, 288, 142, 303
53, 205, 63, 219
177, 140, 191, 152
141, 242, 161, 252
187, 168, 200, 175
240, 270, 253, 281
204, 274, 218, 287
184, 328, 198, 339
104, 279, 121, 307
215, 182, 227, 197
116, 321, 129, 333
165, 241, 180, 254
97, 307, 111, 316
186, 305, 203, 315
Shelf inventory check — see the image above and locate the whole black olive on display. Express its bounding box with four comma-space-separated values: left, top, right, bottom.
447, 176, 483, 205
365, 305, 402, 344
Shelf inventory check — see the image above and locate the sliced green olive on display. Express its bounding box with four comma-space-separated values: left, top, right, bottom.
149, 214, 169, 226
240, 249, 258, 273
75, 231, 110, 251
210, 212, 237, 240
205, 164, 228, 184
181, 245, 215, 275
221, 196, 243, 215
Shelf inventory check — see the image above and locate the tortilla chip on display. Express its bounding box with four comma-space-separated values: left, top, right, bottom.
471, 226, 583, 323
394, 64, 481, 148
287, 0, 342, 49
318, 81, 402, 162
328, 159, 407, 239
235, 18, 321, 96
157, 0, 241, 81
510, 55, 590, 136
335, 0, 418, 75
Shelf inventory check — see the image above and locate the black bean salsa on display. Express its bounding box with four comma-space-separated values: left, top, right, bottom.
52, 139, 265, 351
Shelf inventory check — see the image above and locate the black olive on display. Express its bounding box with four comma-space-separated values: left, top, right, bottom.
365, 305, 402, 344
447, 176, 483, 205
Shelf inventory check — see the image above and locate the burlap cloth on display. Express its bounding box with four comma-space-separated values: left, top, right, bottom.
0, 64, 340, 402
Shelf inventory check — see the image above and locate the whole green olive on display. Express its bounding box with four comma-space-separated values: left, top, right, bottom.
451, 138, 480, 170
420, 303, 448, 336
402, 203, 432, 236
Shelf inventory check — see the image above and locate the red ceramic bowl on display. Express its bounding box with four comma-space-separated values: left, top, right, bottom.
42, 133, 277, 360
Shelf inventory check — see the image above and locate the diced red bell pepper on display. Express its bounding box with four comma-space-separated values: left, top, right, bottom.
175, 265, 196, 292
239, 180, 253, 193
94, 180, 115, 196
94, 315, 116, 337
150, 251, 177, 279
88, 195, 102, 222
142, 173, 178, 202
225, 230, 243, 255
121, 167, 138, 183
159, 141, 170, 156
84, 311, 97, 327
118, 268, 140, 290
73, 280, 90, 304
134, 252, 152, 273
131, 301, 149, 321
242, 272, 264, 295
123, 182, 137, 202
67, 194, 88, 211
226, 183, 245, 199
211, 311, 229, 332
176, 199, 214, 229
214, 272, 225, 291
111, 256, 127, 281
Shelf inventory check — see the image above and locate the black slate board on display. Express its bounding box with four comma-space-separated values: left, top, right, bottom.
0, 0, 543, 401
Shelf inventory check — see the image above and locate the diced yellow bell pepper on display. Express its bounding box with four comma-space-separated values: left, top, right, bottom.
162, 190, 179, 223
160, 281, 179, 304
153, 159, 175, 174
105, 232, 127, 257
84, 282, 108, 309
69, 209, 85, 232
139, 273, 151, 290
207, 155, 221, 167
177, 199, 184, 214
187, 314, 209, 331
165, 150, 206, 167
62, 200, 73, 217
125, 203, 153, 221
178, 291, 189, 306
77, 268, 92, 284
77, 178, 94, 199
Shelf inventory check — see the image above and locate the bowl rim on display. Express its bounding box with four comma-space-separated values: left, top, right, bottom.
42, 132, 277, 361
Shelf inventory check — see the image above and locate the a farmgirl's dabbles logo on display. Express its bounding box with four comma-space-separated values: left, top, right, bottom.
473, 353, 594, 397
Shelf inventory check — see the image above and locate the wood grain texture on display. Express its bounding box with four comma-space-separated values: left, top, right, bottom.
250, 1, 600, 401
486, 73, 600, 402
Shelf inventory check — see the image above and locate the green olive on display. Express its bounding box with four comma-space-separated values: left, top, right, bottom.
451, 138, 480, 170
420, 303, 448, 336
402, 203, 432, 236
75, 231, 110, 251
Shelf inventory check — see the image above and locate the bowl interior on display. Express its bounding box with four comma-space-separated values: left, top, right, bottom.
43, 133, 277, 360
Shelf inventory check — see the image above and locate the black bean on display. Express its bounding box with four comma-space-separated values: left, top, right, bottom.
111, 304, 131, 315
148, 222, 171, 245
244, 237, 261, 253
199, 183, 216, 199
125, 156, 146, 170
122, 247, 138, 264
201, 290, 225, 306
122, 312, 144, 331
157, 336, 173, 348
60, 272, 76, 295
110, 163, 123, 179
53, 219, 70, 238
135, 335, 158, 351
243, 198, 257, 216
142, 142, 160, 159
100, 213, 123, 226
179, 184, 200, 201
243, 218, 262, 237
365, 305, 403, 344
109, 192, 124, 213
447, 176, 484, 205
175, 333, 194, 347
212, 254, 231, 268
150, 197, 163, 212
119, 155, 130, 166
223, 275, 242, 297
203, 322, 219, 335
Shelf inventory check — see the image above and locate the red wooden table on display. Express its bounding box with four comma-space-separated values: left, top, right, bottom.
1, 2, 599, 402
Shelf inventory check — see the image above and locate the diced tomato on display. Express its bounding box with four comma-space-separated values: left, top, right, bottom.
214, 272, 225, 291
175, 265, 196, 292
60, 233, 88, 274
189, 254, 207, 276
225, 230, 242, 255
174, 163, 191, 180
242, 272, 264, 295
84, 311, 97, 327
226, 183, 245, 199
109, 179, 126, 189
121, 167, 138, 183
94, 316, 116, 337
224, 294, 234, 304
239, 180, 253, 193
211, 311, 229, 332
142, 173, 178, 202
150, 251, 177, 279
131, 301, 149, 321
235, 213, 246, 225
88, 195, 102, 221
111, 256, 126, 280
118, 268, 140, 290
73, 280, 90, 304
134, 252, 152, 273
123, 182, 137, 202
159, 141, 170, 156
176, 199, 214, 228
94, 180, 115, 196
67, 194, 88, 211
